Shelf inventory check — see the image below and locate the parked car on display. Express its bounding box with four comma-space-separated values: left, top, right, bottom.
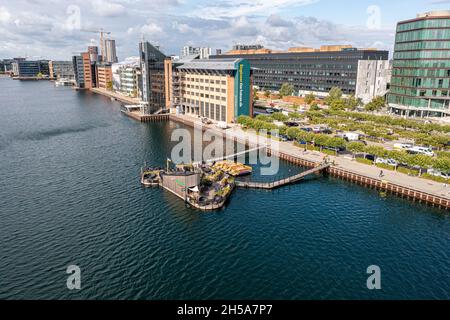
284, 121, 299, 127
376, 158, 398, 166
300, 127, 312, 132
394, 143, 413, 150
408, 146, 434, 157
344, 132, 360, 142
266, 108, 275, 114
428, 169, 450, 179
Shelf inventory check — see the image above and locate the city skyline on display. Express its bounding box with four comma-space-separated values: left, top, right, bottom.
0, 0, 448, 61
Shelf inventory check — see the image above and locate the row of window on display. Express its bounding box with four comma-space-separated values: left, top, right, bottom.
388, 94, 448, 109
390, 86, 450, 98
397, 19, 450, 32
185, 84, 226, 93
184, 92, 227, 101
391, 77, 449, 88
395, 40, 450, 51
393, 60, 450, 68
183, 101, 227, 122
184, 77, 227, 85
253, 63, 355, 70
392, 68, 450, 77
394, 50, 450, 59
396, 28, 450, 43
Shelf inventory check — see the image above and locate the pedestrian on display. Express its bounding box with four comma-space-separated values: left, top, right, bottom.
379, 170, 384, 178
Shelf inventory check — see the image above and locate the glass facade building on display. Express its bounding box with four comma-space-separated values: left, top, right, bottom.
388, 11, 450, 117
211, 49, 388, 96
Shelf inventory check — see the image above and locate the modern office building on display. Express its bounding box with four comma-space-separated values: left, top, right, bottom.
356, 60, 392, 104
72, 55, 85, 88
165, 58, 253, 124
112, 58, 141, 97
11, 60, 50, 77
118, 65, 140, 97
388, 10, 450, 118
96, 64, 113, 90
182, 46, 212, 59
72, 52, 96, 89
49, 61, 75, 80
139, 41, 167, 114
211, 45, 389, 97
104, 39, 118, 63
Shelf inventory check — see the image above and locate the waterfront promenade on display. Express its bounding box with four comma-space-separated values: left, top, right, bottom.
170, 114, 450, 205
91, 88, 139, 105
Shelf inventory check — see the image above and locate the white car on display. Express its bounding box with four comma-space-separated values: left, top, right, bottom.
409, 146, 435, 157
376, 158, 398, 166
394, 143, 413, 150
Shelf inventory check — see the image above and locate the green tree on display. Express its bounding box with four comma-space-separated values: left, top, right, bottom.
433, 157, 450, 173
253, 89, 259, 102
279, 83, 295, 97
365, 96, 386, 112
347, 141, 366, 154
329, 99, 346, 111
309, 103, 320, 111
344, 95, 360, 110
304, 93, 315, 105
264, 90, 271, 98
106, 81, 113, 91
324, 87, 343, 106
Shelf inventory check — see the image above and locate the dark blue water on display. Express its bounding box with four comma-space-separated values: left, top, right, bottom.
0, 78, 449, 300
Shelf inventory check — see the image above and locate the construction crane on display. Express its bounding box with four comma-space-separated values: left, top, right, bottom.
81, 28, 111, 62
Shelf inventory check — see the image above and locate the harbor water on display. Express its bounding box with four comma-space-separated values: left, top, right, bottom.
0, 78, 449, 300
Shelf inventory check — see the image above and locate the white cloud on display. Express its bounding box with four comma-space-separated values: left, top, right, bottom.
140, 23, 164, 36
92, 0, 127, 17
189, 0, 319, 20
0, 7, 11, 24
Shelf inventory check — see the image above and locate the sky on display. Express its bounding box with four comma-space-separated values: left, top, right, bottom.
0, 0, 448, 60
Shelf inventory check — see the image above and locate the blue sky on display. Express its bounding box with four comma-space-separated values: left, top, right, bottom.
0, 0, 448, 60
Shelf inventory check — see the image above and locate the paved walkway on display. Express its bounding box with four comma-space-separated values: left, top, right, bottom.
171, 114, 450, 200
91, 88, 140, 105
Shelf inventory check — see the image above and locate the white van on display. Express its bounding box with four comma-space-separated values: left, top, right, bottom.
409, 146, 434, 157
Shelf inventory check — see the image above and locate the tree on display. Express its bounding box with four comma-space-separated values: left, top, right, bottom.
433, 157, 450, 173
329, 99, 346, 111
347, 141, 366, 154
264, 90, 271, 98
365, 96, 386, 112
344, 95, 360, 110
324, 87, 343, 106
279, 83, 295, 97
310, 103, 320, 111
305, 93, 315, 105
253, 89, 259, 102
106, 81, 113, 91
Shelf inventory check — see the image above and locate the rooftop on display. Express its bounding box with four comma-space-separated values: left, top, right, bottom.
176, 58, 242, 71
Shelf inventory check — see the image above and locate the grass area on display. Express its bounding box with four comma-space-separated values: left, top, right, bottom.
375, 163, 396, 171
397, 166, 420, 177
422, 174, 450, 183
356, 158, 374, 165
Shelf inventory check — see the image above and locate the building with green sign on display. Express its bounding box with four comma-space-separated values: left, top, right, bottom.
166, 58, 253, 123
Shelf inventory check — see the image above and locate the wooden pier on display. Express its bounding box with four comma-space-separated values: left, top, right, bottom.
236, 163, 330, 190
